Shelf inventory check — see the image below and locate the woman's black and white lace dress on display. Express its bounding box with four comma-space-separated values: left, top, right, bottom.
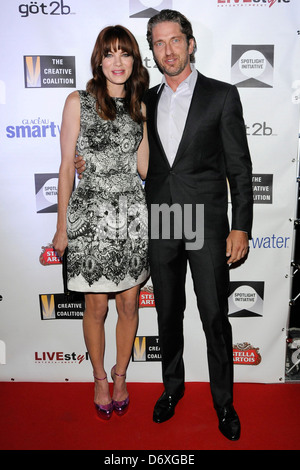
66, 91, 149, 292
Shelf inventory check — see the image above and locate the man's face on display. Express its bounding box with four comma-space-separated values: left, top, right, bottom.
151, 21, 194, 78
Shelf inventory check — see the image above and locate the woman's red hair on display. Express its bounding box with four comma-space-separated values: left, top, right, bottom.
87, 25, 149, 122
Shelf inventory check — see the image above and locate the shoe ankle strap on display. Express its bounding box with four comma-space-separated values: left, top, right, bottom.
112, 364, 126, 377
94, 374, 107, 381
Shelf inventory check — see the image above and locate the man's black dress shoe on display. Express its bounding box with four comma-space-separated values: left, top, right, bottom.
217, 405, 241, 441
153, 390, 184, 423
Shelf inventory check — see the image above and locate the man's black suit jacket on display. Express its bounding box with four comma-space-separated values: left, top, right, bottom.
144, 71, 253, 241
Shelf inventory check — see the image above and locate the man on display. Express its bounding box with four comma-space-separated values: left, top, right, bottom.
76, 10, 253, 441
144, 10, 252, 442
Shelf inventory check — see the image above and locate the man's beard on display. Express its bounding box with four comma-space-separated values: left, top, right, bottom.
154, 53, 189, 77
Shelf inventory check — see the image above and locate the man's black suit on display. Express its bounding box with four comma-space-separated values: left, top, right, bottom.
144, 72, 253, 410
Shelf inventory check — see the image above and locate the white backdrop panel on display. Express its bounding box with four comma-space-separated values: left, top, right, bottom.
0, 0, 299, 383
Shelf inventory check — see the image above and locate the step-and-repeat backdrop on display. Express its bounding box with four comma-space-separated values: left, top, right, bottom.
0, 0, 300, 384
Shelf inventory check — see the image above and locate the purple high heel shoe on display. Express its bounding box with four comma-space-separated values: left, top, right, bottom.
94, 374, 113, 420
111, 365, 130, 416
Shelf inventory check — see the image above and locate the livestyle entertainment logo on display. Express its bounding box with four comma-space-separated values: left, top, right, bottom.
34, 351, 88, 364
217, 0, 290, 7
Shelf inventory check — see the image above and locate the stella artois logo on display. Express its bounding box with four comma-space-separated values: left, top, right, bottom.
139, 284, 155, 308
39, 244, 62, 265
233, 342, 261, 365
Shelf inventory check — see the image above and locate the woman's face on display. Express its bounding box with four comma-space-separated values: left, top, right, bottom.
101, 46, 134, 96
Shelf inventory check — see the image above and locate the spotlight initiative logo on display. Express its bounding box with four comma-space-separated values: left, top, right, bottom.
129, 0, 172, 18
35, 174, 59, 213
228, 281, 264, 317
231, 45, 274, 88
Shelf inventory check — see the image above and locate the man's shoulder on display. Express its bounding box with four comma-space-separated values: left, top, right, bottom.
197, 72, 234, 92
148, 84, 161, 93
144, 85, 160, 100
142, 72, 235, 104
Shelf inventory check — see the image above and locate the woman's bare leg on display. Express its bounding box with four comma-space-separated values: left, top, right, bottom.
83, 293, 111, 406
113, 285, 140, 401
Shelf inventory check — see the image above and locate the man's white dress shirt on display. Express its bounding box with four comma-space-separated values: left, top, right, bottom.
157, 65, 198, 167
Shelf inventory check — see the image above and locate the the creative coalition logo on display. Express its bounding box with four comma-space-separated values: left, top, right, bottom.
139, 284, 155, 308
228, 281, 264, 317
231, 45, 274, 88
35, 174, 58, 213
129, 0, 172, 18
24, 56, 76, 88
233, 342, 262, 365
252, 174, 273, 204
217, 0, 290, 7
132, 336, 162, 361
228, 172, 273, 205
39, 293, 85, 320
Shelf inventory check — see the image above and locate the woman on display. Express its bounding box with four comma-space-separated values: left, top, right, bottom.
52, 25, 149, 420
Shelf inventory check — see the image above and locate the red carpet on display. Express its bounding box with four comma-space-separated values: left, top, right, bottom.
1, 381, 299, 451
